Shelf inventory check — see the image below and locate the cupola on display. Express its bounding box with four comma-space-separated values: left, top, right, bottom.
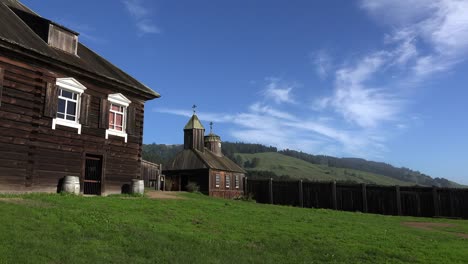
183, 105, 205, 152
204, 122, 222, 157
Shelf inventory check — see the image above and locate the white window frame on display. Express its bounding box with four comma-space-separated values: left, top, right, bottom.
215, 174, 220, 188
105, 93, 131, 143
52, 78, 86, 134
225, 175, 230, 189
235, 174, 240, 189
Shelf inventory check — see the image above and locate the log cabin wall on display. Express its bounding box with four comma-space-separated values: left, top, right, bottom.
0, 55, 146, 195
209, 169, 244, 199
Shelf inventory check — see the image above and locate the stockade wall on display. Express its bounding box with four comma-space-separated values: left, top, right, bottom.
245, 178, 468, 219
141, 160, 162, 188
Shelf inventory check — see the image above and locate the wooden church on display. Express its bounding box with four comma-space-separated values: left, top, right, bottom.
163, 111, 246, 198
0, 0, 159, 195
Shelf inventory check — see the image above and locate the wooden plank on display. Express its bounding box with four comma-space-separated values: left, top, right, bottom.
126, 104, 136, 135
331, 181, 337, 210
99, 98, 109, 129
44, 82, 58, 117
433, 187, 440, 217
80, 93, 91, 126
298, 180, 303, 208
396, 186, 402, 216
0, 67, 4, 107
362, 183, 368, 213
269, 178, 274, 204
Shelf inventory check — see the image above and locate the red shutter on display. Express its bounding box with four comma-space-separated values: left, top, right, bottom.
99, 98, 109, 129
0, 68, 4, 107
126, 104, 136, 135
44, 82, 58, 117
80, 93, 91, 126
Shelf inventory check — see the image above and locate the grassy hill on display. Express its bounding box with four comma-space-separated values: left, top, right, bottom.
1, 193, 467, 263
238, 152, 414, 186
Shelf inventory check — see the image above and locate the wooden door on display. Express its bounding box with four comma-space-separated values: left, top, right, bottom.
84, 155, 102, 195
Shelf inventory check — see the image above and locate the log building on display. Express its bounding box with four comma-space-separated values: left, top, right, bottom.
0, 0, 160, 195
163, 114, 246, 198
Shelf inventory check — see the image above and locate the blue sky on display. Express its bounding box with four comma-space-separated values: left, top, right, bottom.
23, 0, 468, 184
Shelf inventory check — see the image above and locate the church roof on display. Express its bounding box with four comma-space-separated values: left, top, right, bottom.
0, 0, 159, 100
164, 148, 246, 173
184, 114, 205, 130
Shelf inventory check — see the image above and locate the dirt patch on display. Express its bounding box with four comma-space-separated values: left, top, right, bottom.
455, 233, 468, 239
402, 222, 455, 231
402, 222, 468, 239
0, 198, 51, 207
146, 191, 185, 200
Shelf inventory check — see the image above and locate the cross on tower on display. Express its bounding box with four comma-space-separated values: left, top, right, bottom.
192, 104, 197, 114
210, 122, 213, 133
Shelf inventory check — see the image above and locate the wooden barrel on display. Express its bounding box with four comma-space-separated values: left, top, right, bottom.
62, 176, 80, 195
131, 179, 144, 194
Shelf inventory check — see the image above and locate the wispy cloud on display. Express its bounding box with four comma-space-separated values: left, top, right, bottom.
122, 0, 161, 35
314, 0, 468, 129
263, 78, 296, 104
311, 49, 332, 79
155, 0, 468, 160
361, 0, 468, 79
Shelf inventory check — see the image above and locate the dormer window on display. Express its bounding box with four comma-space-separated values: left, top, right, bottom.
105, 93, 131, 142
48, 24, 78, 55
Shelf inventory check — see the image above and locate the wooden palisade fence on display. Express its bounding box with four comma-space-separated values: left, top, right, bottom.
141, 160, 163, 190
244, 178, 468, 219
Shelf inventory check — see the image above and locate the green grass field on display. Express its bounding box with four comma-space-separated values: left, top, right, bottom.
1, 192, 467, 263
239, 152, 412, 186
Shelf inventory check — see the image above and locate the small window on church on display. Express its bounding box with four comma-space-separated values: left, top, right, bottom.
215, 174, 220, 188
235, 175, 240, 189
226, 175, 230, 188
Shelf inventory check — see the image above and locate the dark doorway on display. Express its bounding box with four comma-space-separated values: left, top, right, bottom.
84, 155, 103, 195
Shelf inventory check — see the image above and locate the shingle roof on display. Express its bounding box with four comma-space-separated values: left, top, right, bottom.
0, 0, 160, 99
165, 148, 246, 173
184, 114, 205, 130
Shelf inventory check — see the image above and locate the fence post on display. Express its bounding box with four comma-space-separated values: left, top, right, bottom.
269, 178, 274, 204
449, 190, 455, 217
298, 180, 303, 208
331, 181, 337, 210
361, 183, 368, 213
432, 187, 440, 217
395, 186, 402, 216
244, 176, 248, 195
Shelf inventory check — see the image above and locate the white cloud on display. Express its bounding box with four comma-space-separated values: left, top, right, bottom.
137, 20, 161, 34
314, 0, 468, 129
123, 0, 149, 18
315, 52, 403, 128
263, 78, 296, 104
122, 0, 160, 35
154, 101, 386, 157
361, 0, 468, 78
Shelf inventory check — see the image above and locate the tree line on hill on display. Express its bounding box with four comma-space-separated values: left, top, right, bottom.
142, 142, 461, 188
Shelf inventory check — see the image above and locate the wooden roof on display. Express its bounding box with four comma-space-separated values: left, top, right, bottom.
0, 0, 160, 100
184, 114, 205, 130
165, 148, 246, 173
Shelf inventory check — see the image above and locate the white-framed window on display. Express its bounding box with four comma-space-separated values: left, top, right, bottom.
235, 174, 240, 189
215, 174, 220, 188
105, 93, 131, 142
109, 103, 125, 132
52, 78, 86, 134
226, 175, 230, 188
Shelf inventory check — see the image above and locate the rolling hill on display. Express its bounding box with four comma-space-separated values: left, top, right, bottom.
237, 152, 412, 186
142, 142, 463, 187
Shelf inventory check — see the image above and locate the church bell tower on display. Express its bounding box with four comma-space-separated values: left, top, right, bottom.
183, 105, 205, 152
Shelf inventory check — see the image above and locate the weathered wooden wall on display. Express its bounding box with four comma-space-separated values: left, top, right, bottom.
141, 160, 162, 189
0, 55, 146, 195
246, 178, 468, 219
209, 169, 244, 199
